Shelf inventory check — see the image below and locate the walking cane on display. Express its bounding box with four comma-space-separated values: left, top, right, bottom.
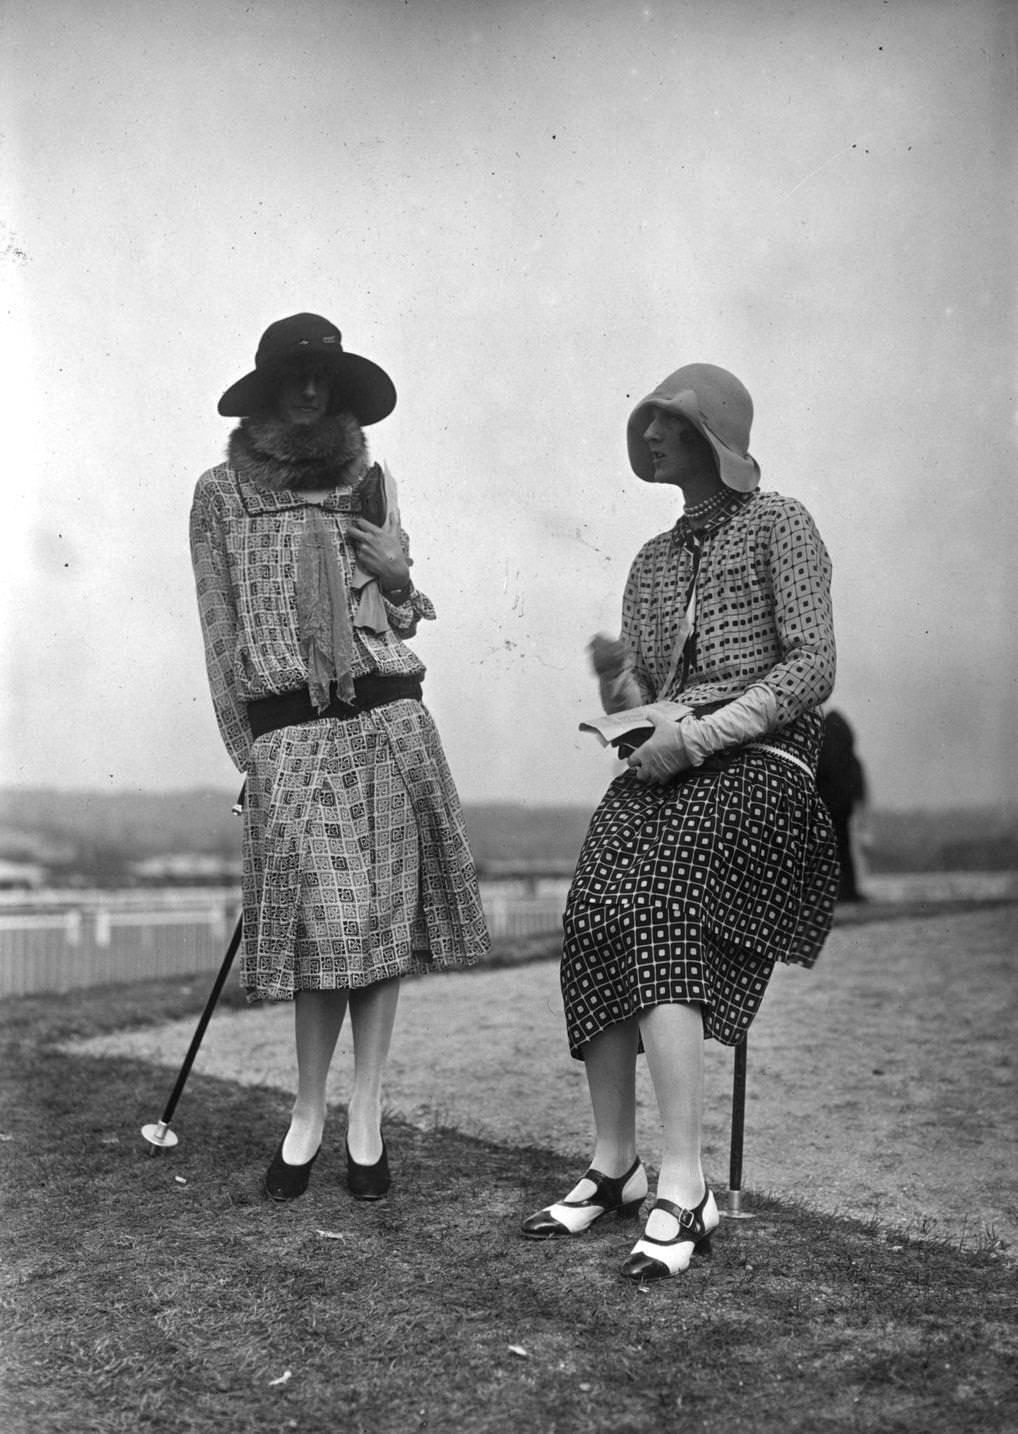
723, 1037, 755, 1219
140, 783, 245, 1155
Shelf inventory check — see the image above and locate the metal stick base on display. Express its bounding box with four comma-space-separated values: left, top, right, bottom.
135, 911, 244, 1159
141, 1121, 179, 1155
720, 1188, 757, 1220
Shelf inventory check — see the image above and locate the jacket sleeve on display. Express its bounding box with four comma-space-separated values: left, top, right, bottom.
756, 498, 836, 727
189, 475, 254, 772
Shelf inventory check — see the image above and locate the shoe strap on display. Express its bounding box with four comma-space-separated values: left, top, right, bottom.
561, 1158, 641, 1209
649, 1190, 709, 1238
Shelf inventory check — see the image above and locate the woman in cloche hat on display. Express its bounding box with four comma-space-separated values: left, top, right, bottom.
520, 362, 839, 1280
191, 313, 489, 1203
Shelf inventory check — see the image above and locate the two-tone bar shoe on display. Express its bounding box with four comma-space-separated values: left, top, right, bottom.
620, 1186, 719, 1281
520, 1158, 648, 1239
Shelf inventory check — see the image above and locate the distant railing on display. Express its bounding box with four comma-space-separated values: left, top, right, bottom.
0, 883, 569, 997
0, 889, 240, 997
2, 872, 1014, 999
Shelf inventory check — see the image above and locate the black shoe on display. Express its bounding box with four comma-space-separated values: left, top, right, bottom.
264, 1139, 320, 1202
620, 1187, 719, 1281
520, 1158, 647, 1239
346, 1139, 390, 1200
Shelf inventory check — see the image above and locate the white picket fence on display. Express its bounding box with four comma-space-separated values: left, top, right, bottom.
0, 890, 240, 996
1, 872, 1014, 999
0, 883, 569, 997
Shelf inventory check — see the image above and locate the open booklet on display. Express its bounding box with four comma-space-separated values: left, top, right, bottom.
579, 700, 693, 751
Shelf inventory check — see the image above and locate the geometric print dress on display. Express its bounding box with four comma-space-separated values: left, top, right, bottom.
241, 699, 490, 999
561, 490, 839, 1057
190, 462, 490, 1001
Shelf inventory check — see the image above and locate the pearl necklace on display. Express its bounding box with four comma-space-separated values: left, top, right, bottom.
682, 490, 731, 525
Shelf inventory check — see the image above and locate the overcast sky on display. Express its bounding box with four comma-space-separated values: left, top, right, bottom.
3, 0, 1016, 812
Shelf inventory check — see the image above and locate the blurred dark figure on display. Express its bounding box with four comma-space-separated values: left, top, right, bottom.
817, 710, 868, 902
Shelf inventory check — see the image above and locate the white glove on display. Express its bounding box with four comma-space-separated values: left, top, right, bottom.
679, 684, 778, 766
628, 709, 693, 785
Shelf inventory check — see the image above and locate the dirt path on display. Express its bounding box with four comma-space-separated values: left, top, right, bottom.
71, 904, 1018, 1253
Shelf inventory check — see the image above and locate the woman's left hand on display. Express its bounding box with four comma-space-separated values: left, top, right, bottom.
628, 710, 693, 784
348, 513, 412, 592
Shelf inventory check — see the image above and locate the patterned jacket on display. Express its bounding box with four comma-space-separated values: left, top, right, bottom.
621, 490, 835, 766
189, 465, 435, 771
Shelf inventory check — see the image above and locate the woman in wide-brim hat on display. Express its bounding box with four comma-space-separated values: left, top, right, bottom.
215, 311, 398, 424
520, 362, 839, 1279
190, 313, 490, 1204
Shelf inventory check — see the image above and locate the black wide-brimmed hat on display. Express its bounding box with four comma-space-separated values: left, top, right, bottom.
217, 313, 397, 423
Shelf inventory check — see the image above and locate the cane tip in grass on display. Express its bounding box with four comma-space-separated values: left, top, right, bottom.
140, 1121, 179, 1155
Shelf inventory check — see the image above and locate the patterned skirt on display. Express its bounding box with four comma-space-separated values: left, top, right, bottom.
561, 748, 839, 1057
240, 699, 490, 1001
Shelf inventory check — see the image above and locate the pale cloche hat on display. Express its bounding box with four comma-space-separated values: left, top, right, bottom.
627, 363, 760, 492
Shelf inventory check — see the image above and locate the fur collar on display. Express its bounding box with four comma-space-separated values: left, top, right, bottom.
228, 413, 368, 492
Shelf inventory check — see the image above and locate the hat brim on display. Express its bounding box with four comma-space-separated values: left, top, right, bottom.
627, 391, 760, 493
218, 351, 397, 424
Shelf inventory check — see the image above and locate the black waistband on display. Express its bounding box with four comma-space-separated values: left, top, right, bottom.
248, 673, 423, 739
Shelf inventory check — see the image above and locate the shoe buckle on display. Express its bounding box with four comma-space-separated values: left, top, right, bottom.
678, 1207, 695, 1230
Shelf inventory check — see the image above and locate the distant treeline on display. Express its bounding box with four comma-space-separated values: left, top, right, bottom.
860, 807, 1018, 875
0, 788, 1016, 884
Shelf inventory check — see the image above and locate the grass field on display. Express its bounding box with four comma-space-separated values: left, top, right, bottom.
2, 971, 1017, 1434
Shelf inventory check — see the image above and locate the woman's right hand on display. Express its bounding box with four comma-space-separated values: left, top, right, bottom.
348, 513, 411, 592
588, 633, 630, 679
627, 710, 692, 784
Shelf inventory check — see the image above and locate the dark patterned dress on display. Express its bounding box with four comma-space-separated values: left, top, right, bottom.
562, 491, 839, 1057
190, 464, 490, 1000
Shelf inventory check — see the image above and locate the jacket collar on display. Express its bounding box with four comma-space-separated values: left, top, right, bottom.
234, 474, 359, 516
